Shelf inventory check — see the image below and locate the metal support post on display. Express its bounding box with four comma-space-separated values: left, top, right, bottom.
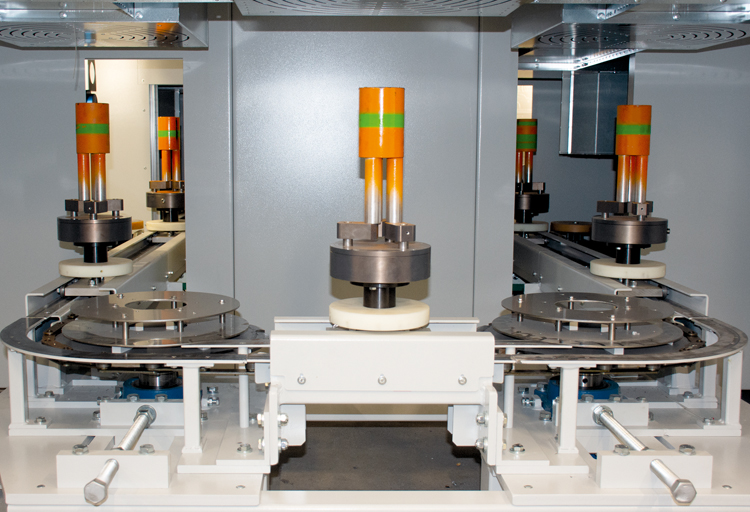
721, 352, 743, 427
556, 365, 582, 454
239, 347, 250, 428
503, 348, 516, 429
7, 349, 28, 427
181, 365, 203, 453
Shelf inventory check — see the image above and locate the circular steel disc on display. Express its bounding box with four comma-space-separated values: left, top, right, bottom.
501, 292, 673, 324
62, 314, 251, 347
71, 291, 240, 324
491, 315, 684, 349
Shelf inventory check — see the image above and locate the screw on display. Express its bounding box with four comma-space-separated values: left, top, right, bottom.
509, 443, 525, 454
237, 443, 253, 453
458, 375, 467, 385
609, 394, 622, 402
258, 437, 265, 451
637, 397, 647, 403
703, 417, 715, 425
139, 444, 155, 455
278, 438, 289, 452
92, 410, 101, 421
257, 413, 264, 427
207, 396, 220, 406
278, 413, 289, 426
537, 382, 547, 392
117, 293, 124, 299
72, 444, 89, 455
614, 444, 630, 456
35, 417, 48, 425
597, 11, 605, 19
522, 397, 532, 407
581, 394, 594, 403
475, 438, 487, 450
207, 386, 218, 395
539, 411, 551, 421
201, 412, 208, 421
127, 394, 139, 402
476, 413, 487, 425
683, 391, 694, 398
297, 374, 306, 385
679, 444, 696, 455
44, 390, 55, 398
155, 394, 167, 402
378, 375, 387, 385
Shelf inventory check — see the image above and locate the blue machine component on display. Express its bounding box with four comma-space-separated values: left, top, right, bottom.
121, 377, 184, 400
534, 376, 620, 413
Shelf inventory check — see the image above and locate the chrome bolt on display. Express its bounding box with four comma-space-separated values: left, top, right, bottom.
703, 417, 715, 425
207, 386, 218, 395
458, 375, 467, 386
207, 396, 220, 406
258, 437, 265, 451
92, 410, 101, 421
539, 411, 552, 421
127, 394, 139, 402
257, 413, 264, 427
475, 438, 487, 451
278, 413, 289, 426
614, 444, 630, 456
581, 394, 594, 403
509, 443, 525, 454
609, 394, 622, 402
679, 444, 696, 455
521, 397, 532, 407
139, 444, 155, 455
237, 443, 253, 453
35, 416, 48, 425
476, 413, 487, 425
278, 438, 289, 452
44, 390, 55, 398
378, 374, 387, 385
155, 394, 167, 403
683, 391, 694, 399
72, 444, 89, 455
297, 374, 306, 385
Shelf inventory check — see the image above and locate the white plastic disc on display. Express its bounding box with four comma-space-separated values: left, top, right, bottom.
329, 298, 430, 332
59, 257, 133, 278
146, 219, 186, 232
513, 221, 548, 233
590, 258, 667, 279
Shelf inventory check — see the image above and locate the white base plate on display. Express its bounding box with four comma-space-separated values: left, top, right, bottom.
329, 298, 430, 331
513, 221, 548, 233
59, 257, 133, 278
146, 219, 186, 232
590, 258, 667, 279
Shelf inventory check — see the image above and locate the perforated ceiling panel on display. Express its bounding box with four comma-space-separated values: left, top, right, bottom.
0, 22, 202, 47
235, 0, 521, 16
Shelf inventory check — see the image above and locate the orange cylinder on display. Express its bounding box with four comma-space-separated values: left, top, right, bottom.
516, 119, 537, 153
76, 103, 110, 154
615, 105, 651, 156
359, 87, 404, 158
161, 150, 172, 181
158, 117, 180, 151
77, 153, 91, 201
172, 149, 182, 181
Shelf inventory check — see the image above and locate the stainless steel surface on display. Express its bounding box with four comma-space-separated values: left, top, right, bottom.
146, 191, 184, 209
57, 215, 132, 244
492, 314, 683, 348
593, 405, 648, 451
234, 0, 521, 16
70, 291, 239, 324
63, 313, 251, 347
650, 459, 697, 504
501, 292, 673, 324
330, 240, 430, 284
591, 216, 669, 245
337, 221, 378, 241
515, 193, 549, 212
0, 4, 208, 48
84, 459, 119, 506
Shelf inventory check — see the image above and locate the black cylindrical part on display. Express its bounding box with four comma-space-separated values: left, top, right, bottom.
83, 243, 109, 264
363, 285, 396, 309
161, 209, 181, 222
615, 244, 641, 265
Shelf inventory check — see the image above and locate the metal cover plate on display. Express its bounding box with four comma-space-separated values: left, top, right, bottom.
235, 0, 521, 16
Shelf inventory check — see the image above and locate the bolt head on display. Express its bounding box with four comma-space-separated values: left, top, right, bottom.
44, 390, 55, 398
703, 417, 715, 425
72, 444, 89, 455
84, 479, 108, 506
458, 375, 467, 385
207, 386, 218, 395
509, 443, 525, 454
609, 394, 622, 402
475, 414, 486, 425
671, 479, 697, 504
237, 443, 253, 453
92, 410, 101, 421
278, 438, 289, 452
378, 374, 387, 385
683, 391, 694, 398
475, 438, 486, 450
614, 444, 630, 456
539, 411, 551, 421
581, 394, 594, 403
35, 416, 47, 425
155, 394, 167, 402
139, 444, 155, 455
637, 396, 647, 403
679, 444, 696, 455
278, 413, 289, 425
201, 412, 208, 421
297, 374, 306, 385
257, 413, 264, 426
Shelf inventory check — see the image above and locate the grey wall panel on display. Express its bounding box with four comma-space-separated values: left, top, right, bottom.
632, 48, 750, 386
473, 18, 517, 323
231, 16, 491, 330
520, 79, 615, 224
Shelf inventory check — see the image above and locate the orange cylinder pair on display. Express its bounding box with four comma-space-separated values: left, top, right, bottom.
76, 103, 110, 154
158, 117, 180, 151
615, 105, 651, 156
359, 87, 404, 158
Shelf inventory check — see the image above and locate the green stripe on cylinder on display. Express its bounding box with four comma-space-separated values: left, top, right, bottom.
616, 124, 651, 136
359, 113, 404, 129
517, 134, 537, 143
76, 123, 109, 135
517, 142, 537, 150
517, 120, 537, 126
158, 130, 179, 137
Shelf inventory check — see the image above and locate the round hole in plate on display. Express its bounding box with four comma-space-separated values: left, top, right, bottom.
125, 299, 187, 310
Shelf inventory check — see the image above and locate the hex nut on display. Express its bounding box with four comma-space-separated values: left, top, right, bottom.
237, 443, 253, 453
581, 394, 594, 403
155, 394, 168, 403
84, 479, 108, 506
509, 443, 525, 454
679, 444, 696, 455
614, 444, 630, 456
92, 410, 101, 421
72, 444, 89, 455
671, 479, 697, 504
539, 411, 552, 421
139, 444, 155, 455
127, 394, 139, 402
35, 416, 48, 425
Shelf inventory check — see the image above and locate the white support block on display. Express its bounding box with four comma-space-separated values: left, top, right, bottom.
596, 449, 712, 489
577, 401, 649, 427
57, 450, 170, 489
100, 400, 184, 427
448, 404, 481, 446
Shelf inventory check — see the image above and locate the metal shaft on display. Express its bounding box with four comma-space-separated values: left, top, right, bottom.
650, 459, 697, 504
84, 458, 119, 506
91, 153, 107, 202
523, 152, 533, 184
634, 155, 648, 203
364, 157, 383, 225
78, 154, 91, 201
116, 405, 156, 451
593, 405, 647, 451
616, 155, 630, 203
385, 157, 403, 224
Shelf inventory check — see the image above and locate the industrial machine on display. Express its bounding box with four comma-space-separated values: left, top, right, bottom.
513, 118, 549, 234
0, 93, 748, 512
